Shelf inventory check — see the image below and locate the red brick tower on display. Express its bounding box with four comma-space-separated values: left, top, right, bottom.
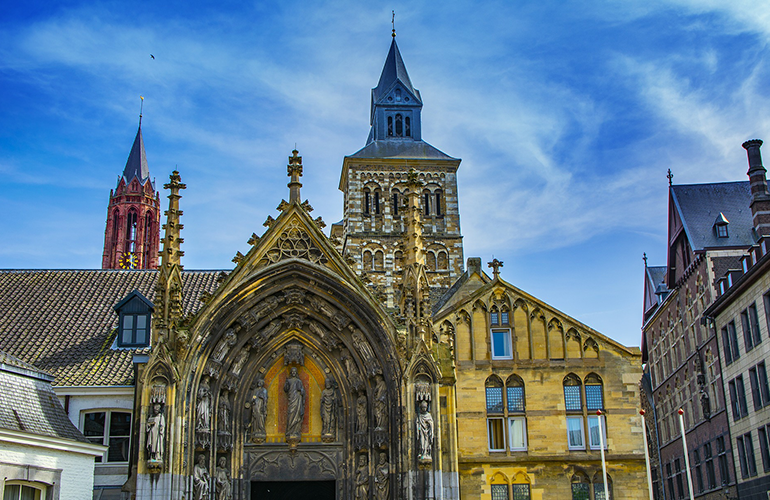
102, 122, 161, 269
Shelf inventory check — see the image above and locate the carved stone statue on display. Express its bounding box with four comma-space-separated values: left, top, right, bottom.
374, 452, 389, 499
355, 454, 369, 500
215, 456, 233, 500
193, 454, 211, 500
320, 378, 337, 442
212, 329, 237, 362
218, 390, 232, 434
356, 393, 368, 434
146, 403, 165, 462
284, 367, 305, 443
196, 376, 212, 432
352, 329, 381, 377
416, 400, 433, 462
374, 375, 387, 431
250, 379, 268, 443
231, 347, 250, 375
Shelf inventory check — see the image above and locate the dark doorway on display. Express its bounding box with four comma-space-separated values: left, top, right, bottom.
251, 480, 336, 500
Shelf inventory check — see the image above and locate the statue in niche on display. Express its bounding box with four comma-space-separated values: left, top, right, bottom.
231, 347, 250, 375
146, 403, 165, 462
212, 329, 237, 362
218, 390, 232, 434
320, 377, 337, 442
352, 329, 381, 377
374, 452, 389, 499
193, 454, 211, 500
356, 393, 368, 434
215, 456, 233, 500
355, 454, 369, 500
700, 387, 711, 419
374, 375, 387, 431
284, 367, 305, 443
416, 400, 434, 462
250, 379, 268, 443
196, 376, 212, 432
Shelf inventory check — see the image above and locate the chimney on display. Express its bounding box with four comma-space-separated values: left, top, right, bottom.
743, 139, 770, 237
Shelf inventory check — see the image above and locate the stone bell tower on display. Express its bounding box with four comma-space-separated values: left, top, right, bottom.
334, 34, 464, 306
102, 117, 161, 269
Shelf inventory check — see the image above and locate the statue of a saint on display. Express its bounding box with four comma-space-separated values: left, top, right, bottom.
250, 379, 268, 442
218, 390, 231, 434
355, 454, 369, 500
320, 378, 337, 442
374, 452, 389, 499
356, 393, 368, 434
193, 454, 211, 500
196, 376, 212, 432
146, 403, 165, 462
284, 367, 305, 442
374, 375, 387, 431
416, 400, 433, 461
215, 456, 233, 500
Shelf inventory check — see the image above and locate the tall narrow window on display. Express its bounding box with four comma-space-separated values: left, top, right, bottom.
728, 321, 740, 361
737, 432, 758, 478
125, 210, 138, 253
374, 191, 381, 215
435, 190, 443, 216
486, 376, 505, 451
392, 191, 399, 216
564, 374, 585, 449
593, 472, 612, 500
143, 212, 153, 268
438, 251, 448, 270
364, 190, 371, 215
571, 474, 590, 500
424, 191, 431, 216
490, 307, 500, 326
705, 442, 716, 489
507, 375, 527, 451
426, 252, 436, 271
363, 251, 373, 271
759, 426, 770, 472
405, 116, 411, 137
395, 114, 403, 136
693, 448, 703, 493
374, 250, 384, 271
387, 116, 393, 136
716, 436, 729, 484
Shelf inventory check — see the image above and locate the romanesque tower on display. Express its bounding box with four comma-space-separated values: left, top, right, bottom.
333, 35, 464, 304
102, 121, 161, 269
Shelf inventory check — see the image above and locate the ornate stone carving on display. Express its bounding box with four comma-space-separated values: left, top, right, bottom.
341, 348, 365, 392
259, 219, 328, 266
217, 389, 232, 451
355, 454, 369, 500
373, 375, 388, 432
309, 294, 336, 319
309, 320, 340, 351
331, 312, 351, 332
193, 454, 211, 500
146, 403, 165, 466
250, 319, 284, 350
250, 379, 268, 443
352, 329, 382, 377
320, 377, 338, 442
374, 452, 389, 500
231, 346, 250, 376
416, 400, 433, 463
215, 456, 233, 500
284, 288, 306, 305
284, 342, 305, 366
356, 393, 368, 435
284, 367, 305, 446
247, 296, 283, 326
212, 329, 238, 362
246, 450, 339, 481
284, 312, 307, 331
196, 376, 212, 449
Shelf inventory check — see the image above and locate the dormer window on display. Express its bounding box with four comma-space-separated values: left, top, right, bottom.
715, 212, 729, 238
395, 114, 403, 136
114, 290, 153, 348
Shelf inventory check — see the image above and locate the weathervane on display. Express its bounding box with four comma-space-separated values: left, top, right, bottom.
392, 11, 396, 38
139, 96, 144, 127
667, 168, 673, 186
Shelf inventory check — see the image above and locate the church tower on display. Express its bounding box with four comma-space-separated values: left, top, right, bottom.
334, 34, 464, 304
102, 122, 161, 269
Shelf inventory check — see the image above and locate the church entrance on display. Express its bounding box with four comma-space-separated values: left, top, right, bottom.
251, 480, 336, 499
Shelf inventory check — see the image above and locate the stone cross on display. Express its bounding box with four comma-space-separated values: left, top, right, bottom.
488, 258, 504, 279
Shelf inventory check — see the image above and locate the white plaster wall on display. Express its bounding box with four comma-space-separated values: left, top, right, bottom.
0, 441, 95, 500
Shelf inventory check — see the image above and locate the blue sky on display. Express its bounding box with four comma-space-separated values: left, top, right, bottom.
1, 0, 769, 349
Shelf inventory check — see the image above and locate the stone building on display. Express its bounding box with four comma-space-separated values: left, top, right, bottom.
0, 36, 648, 499
703, 141, 770, 500
642, 141, 770, 499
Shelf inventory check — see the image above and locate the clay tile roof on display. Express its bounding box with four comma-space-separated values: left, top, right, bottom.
0, 270, 222, 387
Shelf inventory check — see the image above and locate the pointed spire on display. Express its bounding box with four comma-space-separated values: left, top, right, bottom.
160, 171, 186, 268
155, 170, 186, 343
287, 149, 303, 203
123, 125, 151, 185
373, 38, 417, 104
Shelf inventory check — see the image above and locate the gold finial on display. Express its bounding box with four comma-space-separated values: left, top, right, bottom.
139, 96, 144, 127
392, 10, 396, 37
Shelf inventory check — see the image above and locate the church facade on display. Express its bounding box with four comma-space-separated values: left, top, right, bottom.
0, 37, 649, 500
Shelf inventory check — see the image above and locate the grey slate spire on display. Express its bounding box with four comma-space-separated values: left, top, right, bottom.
122, 126, 151, 185
372, 38, 418, 105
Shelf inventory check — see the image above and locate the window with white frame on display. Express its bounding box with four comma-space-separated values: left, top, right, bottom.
507, 375, 527, 451
2, 482, 44, 500
486, 375, 528, 452
564, 374, 585, 450
491, 329, 512, 359
486, 376, 505, 451
83, 410, 132, 463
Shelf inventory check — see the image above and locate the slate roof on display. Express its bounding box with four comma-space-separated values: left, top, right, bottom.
672, 181, 767, 250
373, 38, 420, 105
122, 126, 152, 187
349, 139, 456, 160
0, 270, 222, 387
646, 266, 667, 295
0, 350, 89, 442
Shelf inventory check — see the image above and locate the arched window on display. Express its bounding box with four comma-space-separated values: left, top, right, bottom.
585, 374, 607, 450
564, 374, 585, 449
2, 482, 45, 500
143, 211, 154, 268
374, 250, 384, 271
486, 376, 505, 451
387, 116, 393, 136
111, 209, 120, 246
394, 250, 403, 268
392, 190, 399, 216
395, 89, 401, 101
426, 252, 436, 271
438, 251, 448, 270
423, 191, 431, 216
571, 473, 590, 500
374, 190, 381, 215
490, 306, 500, 326
592, 472, 613, 500
363, 251, 373, 271
125, 210, 138, 253
507, 375, 527, 451
435, 189, 443, 216
405, 116, 411, 137
395, 114, 403, 136
364, 189, 371, 215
